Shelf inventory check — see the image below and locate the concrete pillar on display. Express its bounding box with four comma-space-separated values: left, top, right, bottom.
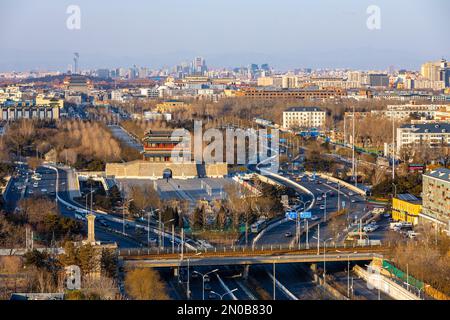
87, 214, 96, 243
310, 263, 319, 283
243, 265, 250, 280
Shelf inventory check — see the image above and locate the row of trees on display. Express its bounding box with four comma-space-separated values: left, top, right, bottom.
1, 119, 129, 171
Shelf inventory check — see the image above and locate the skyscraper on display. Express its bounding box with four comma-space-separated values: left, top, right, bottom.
192, 57, 207, 75
421, 60, 443, 81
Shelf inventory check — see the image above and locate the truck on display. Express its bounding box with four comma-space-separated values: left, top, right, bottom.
251, 218, 267, 233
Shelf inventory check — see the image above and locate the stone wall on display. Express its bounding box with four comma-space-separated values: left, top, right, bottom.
105, 161, 227, 179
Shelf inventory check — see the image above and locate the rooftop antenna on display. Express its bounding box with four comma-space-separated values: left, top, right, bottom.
73, 52, 79, 74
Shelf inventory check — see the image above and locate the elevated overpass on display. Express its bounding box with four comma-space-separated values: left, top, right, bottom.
120, 244, 388, 268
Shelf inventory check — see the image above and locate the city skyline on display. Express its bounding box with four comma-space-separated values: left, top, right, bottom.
1, 0, 449, 72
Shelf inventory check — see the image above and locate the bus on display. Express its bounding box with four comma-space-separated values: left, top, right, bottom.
251, 218, 267, 233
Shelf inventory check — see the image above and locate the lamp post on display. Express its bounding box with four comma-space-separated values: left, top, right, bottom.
418, 285, 430, 300
123, 198, 134, 234
181, 252, 201, 299
392, 183, 397, 198
193, 269, 219, 300
160, 218, 175, 249
296, 200, 311, 249
323, 190, 332, 222
209, 288, 238, 300
313, 236, 333, 283
337, 250, 357, 298
147, 208, 159, 247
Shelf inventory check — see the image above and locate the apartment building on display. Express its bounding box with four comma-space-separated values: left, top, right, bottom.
372, 104, 449, 120
396, 123, 450, 153
421, 168, 450, 229
282, 106, 326, 129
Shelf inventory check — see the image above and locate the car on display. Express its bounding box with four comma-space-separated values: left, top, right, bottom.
348, 192, 354, 196
317, 197, 323, 201
97, 219, 108, 227
383, 213, 391, 218
407, 231, 420, 239
208, 292, 219, 300
351, 199, 356, 203
284, 232, 293, 237
363, 225, 377, 232
33, 182, 39, 188
148, 238, 157, 245
74, 213, 86, 221
319, 205, 325, 210
28, 190, 34, 194
41, 188, 48, 193
310, 215, 320, 221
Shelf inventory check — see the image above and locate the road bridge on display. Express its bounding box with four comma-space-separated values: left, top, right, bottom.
120, 245, 388, 268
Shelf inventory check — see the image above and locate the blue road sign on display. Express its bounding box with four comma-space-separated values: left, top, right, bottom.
285, 211, 298, 220
300, 211, 312, 219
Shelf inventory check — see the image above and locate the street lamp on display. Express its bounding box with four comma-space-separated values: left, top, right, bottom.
392, 183, 397, 198
123, 198, 134, 234
336, 250, 357, 298
193, 269, 219, 300
160, 218, 175, 249
180, 252, 201, 299
313, 236, 333, 283
323, 190, 332, 222
418, 285, 430, 300
296, 200, 311, 249
147, 208, 160, 247
209, 288, 238, 300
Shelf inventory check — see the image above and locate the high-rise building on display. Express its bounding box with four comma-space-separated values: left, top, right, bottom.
421, 60, 443, 81
421, 168, 450, 230
96, 69, 110, 79
192, 57, 207, 75
368, 73, 389, 87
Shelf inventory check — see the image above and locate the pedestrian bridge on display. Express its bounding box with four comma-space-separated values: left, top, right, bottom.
120, 244, 388, 268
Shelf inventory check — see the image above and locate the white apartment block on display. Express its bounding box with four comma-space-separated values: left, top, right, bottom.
282, 107, 326, 129
372, 104, 450, 120
396, 123, 450, 153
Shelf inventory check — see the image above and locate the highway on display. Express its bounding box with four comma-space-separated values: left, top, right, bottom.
255, 172, 370, 246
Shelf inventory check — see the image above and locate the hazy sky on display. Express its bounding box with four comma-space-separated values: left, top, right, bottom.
0, 0, 449, 71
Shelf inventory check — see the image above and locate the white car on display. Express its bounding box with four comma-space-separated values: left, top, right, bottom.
363, 225, 377, 232
319, 205, 325, 210
40, 188, 48, 193
310, 215, 320, 221
317, 197, 323, 202
33, 182, 39, 188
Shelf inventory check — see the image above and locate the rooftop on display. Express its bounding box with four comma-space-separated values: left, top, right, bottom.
396, 193, 421, 204
424, 167, 450, 182
400, 123, 450, 133
284, 106, 324, 112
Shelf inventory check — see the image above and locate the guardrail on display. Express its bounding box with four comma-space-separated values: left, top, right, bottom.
304, 171, 367, 196
44, 164, 196, 251
119, 241, 387, 257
